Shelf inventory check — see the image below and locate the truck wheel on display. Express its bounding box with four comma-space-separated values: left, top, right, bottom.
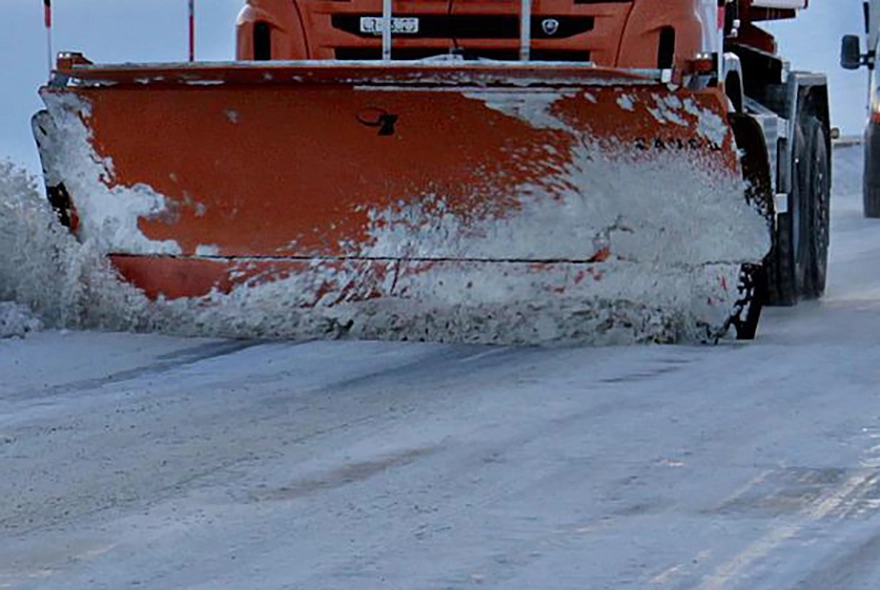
769, 212, 798, 306
865, 130, 880, 217
732, 263, 765, 340
802, 116, 830, 298
767, 125, 810, 306
865, 184, 880, 218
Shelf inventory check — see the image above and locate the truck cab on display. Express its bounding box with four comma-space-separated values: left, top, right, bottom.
235, 0, 717, 71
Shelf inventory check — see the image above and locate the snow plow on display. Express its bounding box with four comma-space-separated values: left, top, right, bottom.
31, 0, 831, 344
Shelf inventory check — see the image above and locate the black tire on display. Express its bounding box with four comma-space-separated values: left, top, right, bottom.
865, 128, 880, 217
766, 123, 810, 307
768, 211, 798, 306
732, 263, 765, 340
866, 184, 880, 219
802, 116, 830, 298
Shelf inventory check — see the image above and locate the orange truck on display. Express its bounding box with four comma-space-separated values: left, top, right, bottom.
31, 0, 831, 343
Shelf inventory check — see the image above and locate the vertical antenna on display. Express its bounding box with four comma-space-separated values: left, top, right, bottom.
188, 0, 196, 62
382, 0, 392, 61
520, 0, 531, 61
44, 0, 53, 75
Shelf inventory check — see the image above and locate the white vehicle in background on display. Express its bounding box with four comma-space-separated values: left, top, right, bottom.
842, 0, 880, 216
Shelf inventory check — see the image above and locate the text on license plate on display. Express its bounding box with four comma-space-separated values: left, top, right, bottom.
359, 17, 420, 35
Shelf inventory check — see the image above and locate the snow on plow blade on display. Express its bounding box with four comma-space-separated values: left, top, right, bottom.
35, 60, 770, 344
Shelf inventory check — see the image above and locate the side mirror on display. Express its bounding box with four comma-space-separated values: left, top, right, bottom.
842, 35, 864, 70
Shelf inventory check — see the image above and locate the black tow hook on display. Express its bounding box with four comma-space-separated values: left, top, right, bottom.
356, 107, 399, 136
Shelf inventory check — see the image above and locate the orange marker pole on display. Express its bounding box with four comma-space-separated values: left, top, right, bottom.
188, 0, 195, 62
519, 0, 531, 61
44, 0, 53, 75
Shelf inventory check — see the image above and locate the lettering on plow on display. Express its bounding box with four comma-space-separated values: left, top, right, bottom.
634, 136, 722, 152
356, 107, 399, 136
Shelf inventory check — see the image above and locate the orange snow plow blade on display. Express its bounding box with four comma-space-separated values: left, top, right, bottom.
34, 58, 770, 343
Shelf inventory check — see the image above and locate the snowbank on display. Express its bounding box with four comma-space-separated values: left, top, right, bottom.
0, 160, 49, 337
0, 301, 42, 338
0, 158, 148, 335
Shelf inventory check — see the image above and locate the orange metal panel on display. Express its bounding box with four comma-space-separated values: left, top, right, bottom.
45, 63, 735, 265
238, 0, 635, 64
40, 62, 745, 313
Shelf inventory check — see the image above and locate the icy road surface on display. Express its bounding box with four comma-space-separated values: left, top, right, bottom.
1, 145, 880, 589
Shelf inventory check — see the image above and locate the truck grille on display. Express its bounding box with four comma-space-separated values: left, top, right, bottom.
334, 48, 591, 62
331, 14, 594, 39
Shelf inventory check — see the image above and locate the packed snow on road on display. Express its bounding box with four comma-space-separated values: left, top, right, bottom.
0, 145, 880, 589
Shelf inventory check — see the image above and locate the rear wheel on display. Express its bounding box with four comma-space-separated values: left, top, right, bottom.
802, 116, 830, 298
865, 184, 880, 218
865, 129, 880, 217
766, 124, 808, 307
767, 211, 797, 306
766, 113, 830, 304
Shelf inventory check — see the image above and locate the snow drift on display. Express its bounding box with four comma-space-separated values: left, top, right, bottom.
0, 159, 146, 335
0, 302, 42, 338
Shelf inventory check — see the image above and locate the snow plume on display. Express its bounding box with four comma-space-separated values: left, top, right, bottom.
94, 145, 764, 346
0, 159, 142, 335
0, 151, 759, 345
0, 160, 57, 335
0, 302, 42, 339
0, 85, 770, 345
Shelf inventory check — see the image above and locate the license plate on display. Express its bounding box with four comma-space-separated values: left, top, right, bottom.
359, 17, 420, 35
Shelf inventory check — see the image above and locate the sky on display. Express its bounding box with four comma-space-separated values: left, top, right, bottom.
0, 0, 243, 172
768, 0, 868, 136
0, 1, 870, 175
